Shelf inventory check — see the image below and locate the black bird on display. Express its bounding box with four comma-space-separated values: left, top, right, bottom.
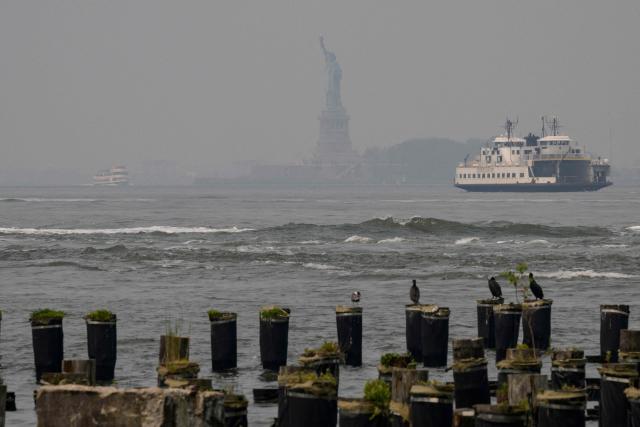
351, 291, 361, 304
488, 277, 502, 299
410, 280, 420, 304
529, 273, 544, 300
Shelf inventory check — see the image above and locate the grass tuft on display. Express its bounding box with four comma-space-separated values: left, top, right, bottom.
30, 309, 65, 324
85, 309, 115, 322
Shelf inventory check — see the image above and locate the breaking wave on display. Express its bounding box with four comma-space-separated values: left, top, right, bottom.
627, 226, 640, 232
344, 235, 373, 243
359, 217, 611, 237
455, 237, 480, 245
302, 262, 341, 270
0, 226, 254, 236
377, 237, 405, 244
536, 270, 637, 279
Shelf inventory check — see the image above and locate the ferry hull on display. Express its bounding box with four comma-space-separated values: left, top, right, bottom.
454, 182, 612, 192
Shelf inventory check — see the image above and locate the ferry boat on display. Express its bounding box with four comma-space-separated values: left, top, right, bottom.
454, 118, 611, 192
93, 166, 130, 186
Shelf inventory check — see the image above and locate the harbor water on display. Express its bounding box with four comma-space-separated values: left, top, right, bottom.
1, 184, 639, 425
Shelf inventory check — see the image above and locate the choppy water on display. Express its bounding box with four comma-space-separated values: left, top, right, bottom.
1, 184, 639, 425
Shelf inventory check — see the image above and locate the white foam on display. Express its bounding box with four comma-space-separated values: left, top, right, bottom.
0, 226, 254, 235
344, 235, 373, 243
302, 262, 341, 270
594, 244, 629, 248
627, 226, 640, 231
496, 240, 513, 244
377, 237, 405, 244
455, 237, 479, 245
536, 270, 637, 279
299, 240, 323, 245
525, 239, 551, 245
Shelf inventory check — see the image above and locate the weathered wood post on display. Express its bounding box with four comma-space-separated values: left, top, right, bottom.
406, 304, 431, 363
62, 360, 96, 386
477, 298, 503, 349
493, 304, 522, 363
299, 341, 342, 385
619, 329, 640, 363
453, 408, 475, 427
452, 338, 490, 409
30, 309, 65, 381
208, 310, 237, 371
409, 382, 454, 426
339, 398, 389, 427
600, 304, 629, 363
390, 366, 428, 426
157, 332, 199, 387
277, 369, 338, 427
85, 309, 117, 382
377, 353, 414, 386
421, 306, 450, 367
522, 299, 552, 350
0, 383, 6, 427
497, 348, 542, 391
625, 387, 640, 427
550, 348, 585, 390
598, 363, 638, 427
222, 393, 248, 427
473, 404, 528, 427
336, 306, 362, 367
259, 306, 290, 371
536, 390, 586, 427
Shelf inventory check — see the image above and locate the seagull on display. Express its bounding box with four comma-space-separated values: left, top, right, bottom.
351, 291, 361, 304
488, 277, 502, 299
529, 273, 544, 300
410, 280, 420, 305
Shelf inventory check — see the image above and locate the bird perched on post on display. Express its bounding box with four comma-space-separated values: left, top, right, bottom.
488, 277, 502, 299
351, 291, 361, 304
410, 280, 420, 305
529, 273, 544, 300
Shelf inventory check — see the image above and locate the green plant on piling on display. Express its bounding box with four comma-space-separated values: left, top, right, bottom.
260, 306, 289, 320
380, 352, 416, 369
500, 262, 530, 303
207, 310, 235, 321
30, 309, 65, 325
363, 379, 391, 420
85, 309, 115, 322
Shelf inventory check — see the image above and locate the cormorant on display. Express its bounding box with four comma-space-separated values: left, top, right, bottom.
351, 291, 361, 304
488, 277, 502, 299
529, 273, 544, 300
410, 280, 420, 304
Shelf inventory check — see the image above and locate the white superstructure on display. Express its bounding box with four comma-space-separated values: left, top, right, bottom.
93, 166, 130, 186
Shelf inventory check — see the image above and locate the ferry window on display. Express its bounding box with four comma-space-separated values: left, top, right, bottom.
486, 156, 491, 163
482, 174, 485, 178
576, 149, 580, 153
520, 173, 525, 177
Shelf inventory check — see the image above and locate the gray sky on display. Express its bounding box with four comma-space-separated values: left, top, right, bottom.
1, 1, 639, 183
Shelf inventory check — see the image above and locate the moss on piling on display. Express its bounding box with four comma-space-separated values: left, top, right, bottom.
85, 309, 116, 322
260, 306, 289, 320
380, 353, 415, 369
30, 309, 65, 325
207, 310, 236, 321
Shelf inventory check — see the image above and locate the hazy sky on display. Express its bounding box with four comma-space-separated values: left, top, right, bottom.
1, 1, 639, 182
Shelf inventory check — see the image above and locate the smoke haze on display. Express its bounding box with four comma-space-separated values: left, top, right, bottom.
1, 1, 639, 184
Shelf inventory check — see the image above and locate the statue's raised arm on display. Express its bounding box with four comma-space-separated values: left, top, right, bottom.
318, 36, 342, 109
319, 36, 329, 61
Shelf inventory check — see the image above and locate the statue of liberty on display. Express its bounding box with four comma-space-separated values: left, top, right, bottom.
319, 36, 343, 110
